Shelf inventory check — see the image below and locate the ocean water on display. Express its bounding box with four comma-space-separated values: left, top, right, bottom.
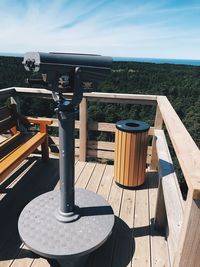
0, 52, 200, 67
113, 57, 200, 66
0, 52, 23, 57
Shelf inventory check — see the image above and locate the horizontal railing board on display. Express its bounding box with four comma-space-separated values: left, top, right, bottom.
88, 141, 114, 151
49, 135, 152, 162
50, 137, 114, 151
49, 119, 115, 132
48, 118, 154, 135
88, 149, 152, 162
87, 149, 114, 160
88, 122, 116, 132
90, 123, 154, 135
50, 136, 152, 152
155, 129, 184, 265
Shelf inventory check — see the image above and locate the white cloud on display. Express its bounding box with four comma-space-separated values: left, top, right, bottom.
0, 0, 199, 59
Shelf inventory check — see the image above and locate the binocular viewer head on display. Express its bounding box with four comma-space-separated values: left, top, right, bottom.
23, 52, 112, 72
23, 52, 112, 93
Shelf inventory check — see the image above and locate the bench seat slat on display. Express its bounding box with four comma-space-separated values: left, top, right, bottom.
0, 132, 35, 162
0, 131, 21, 150
0, 132, 46, 183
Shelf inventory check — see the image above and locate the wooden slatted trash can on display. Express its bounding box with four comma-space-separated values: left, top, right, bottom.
114, 120, 150, 187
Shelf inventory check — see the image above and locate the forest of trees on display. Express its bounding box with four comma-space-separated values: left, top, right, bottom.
0, 55, 199, 196
1, 56, 199, 146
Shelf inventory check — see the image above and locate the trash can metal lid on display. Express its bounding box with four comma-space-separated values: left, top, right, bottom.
116, 120, 150, 133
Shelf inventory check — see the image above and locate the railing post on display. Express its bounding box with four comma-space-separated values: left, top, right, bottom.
10, 95, 21, 113
152, 105, 166, 231
79, 97, 87, 161
174, 191, 200, 266
150, 104, 163, 170
10, 95, 26, 132
154, 181, 167, 230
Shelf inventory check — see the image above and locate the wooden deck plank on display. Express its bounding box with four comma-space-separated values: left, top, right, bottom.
107, 178, 123, 216
86, 164, 117, 267
86, 163, 106, 193
9, 245, 34, 267
98, 165, 114, 200
75, 162, 96, 188
0, 236, 21, 267
0, 159, 34, 201
92, 169, 124, 267
112, 189, 136, 267
120, 189, 136, 228
74, 160, 86, 183
31, 257, 51, 267
148, 171, 170, 267
132, 177, 151, 267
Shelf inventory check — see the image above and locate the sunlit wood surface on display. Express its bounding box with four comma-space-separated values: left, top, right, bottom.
0, 155, 170, 267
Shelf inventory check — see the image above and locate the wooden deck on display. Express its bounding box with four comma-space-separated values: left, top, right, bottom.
0, 155, 170, 267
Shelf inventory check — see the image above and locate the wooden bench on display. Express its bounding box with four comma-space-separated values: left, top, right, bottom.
0, 104, 52, 183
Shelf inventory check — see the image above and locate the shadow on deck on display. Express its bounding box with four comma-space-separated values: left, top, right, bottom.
0, 155, 169, 267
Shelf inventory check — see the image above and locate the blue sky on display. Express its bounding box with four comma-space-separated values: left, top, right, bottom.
0, 0, 200, 59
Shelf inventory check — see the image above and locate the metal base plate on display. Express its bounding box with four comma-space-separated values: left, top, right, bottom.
18, 188, 114, 260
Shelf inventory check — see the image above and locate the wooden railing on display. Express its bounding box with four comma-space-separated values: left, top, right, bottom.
3, 87, 156, 162
43, 93, 155, 162
1, 87, 200, 267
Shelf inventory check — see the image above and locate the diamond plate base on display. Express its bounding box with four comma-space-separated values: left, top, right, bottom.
18, 188, 114, 266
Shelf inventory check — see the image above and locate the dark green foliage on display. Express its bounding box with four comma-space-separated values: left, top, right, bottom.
90, 61, 200, 149
19, 97, 55, 117
0, 56, 27, 88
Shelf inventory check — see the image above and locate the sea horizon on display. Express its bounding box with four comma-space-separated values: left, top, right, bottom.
113, 56, 200, 66
0, 52, 200, 67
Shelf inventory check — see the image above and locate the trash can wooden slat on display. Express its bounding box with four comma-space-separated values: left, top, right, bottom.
114, 120, 150, 187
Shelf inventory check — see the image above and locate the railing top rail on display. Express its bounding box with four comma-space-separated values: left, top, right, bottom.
81, 92, 157, 100
13, 87, 158, 103
14, 87, 52, 99
157, 96, 200, 199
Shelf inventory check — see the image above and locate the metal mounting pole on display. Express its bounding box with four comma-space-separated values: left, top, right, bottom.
55, 104, 80, 222
59, 110, 75, 213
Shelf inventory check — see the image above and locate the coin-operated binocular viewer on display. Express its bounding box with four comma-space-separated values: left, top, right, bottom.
18, 52, 114, 267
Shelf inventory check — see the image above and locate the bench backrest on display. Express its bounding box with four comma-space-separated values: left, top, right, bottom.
0, 105, 18, 135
